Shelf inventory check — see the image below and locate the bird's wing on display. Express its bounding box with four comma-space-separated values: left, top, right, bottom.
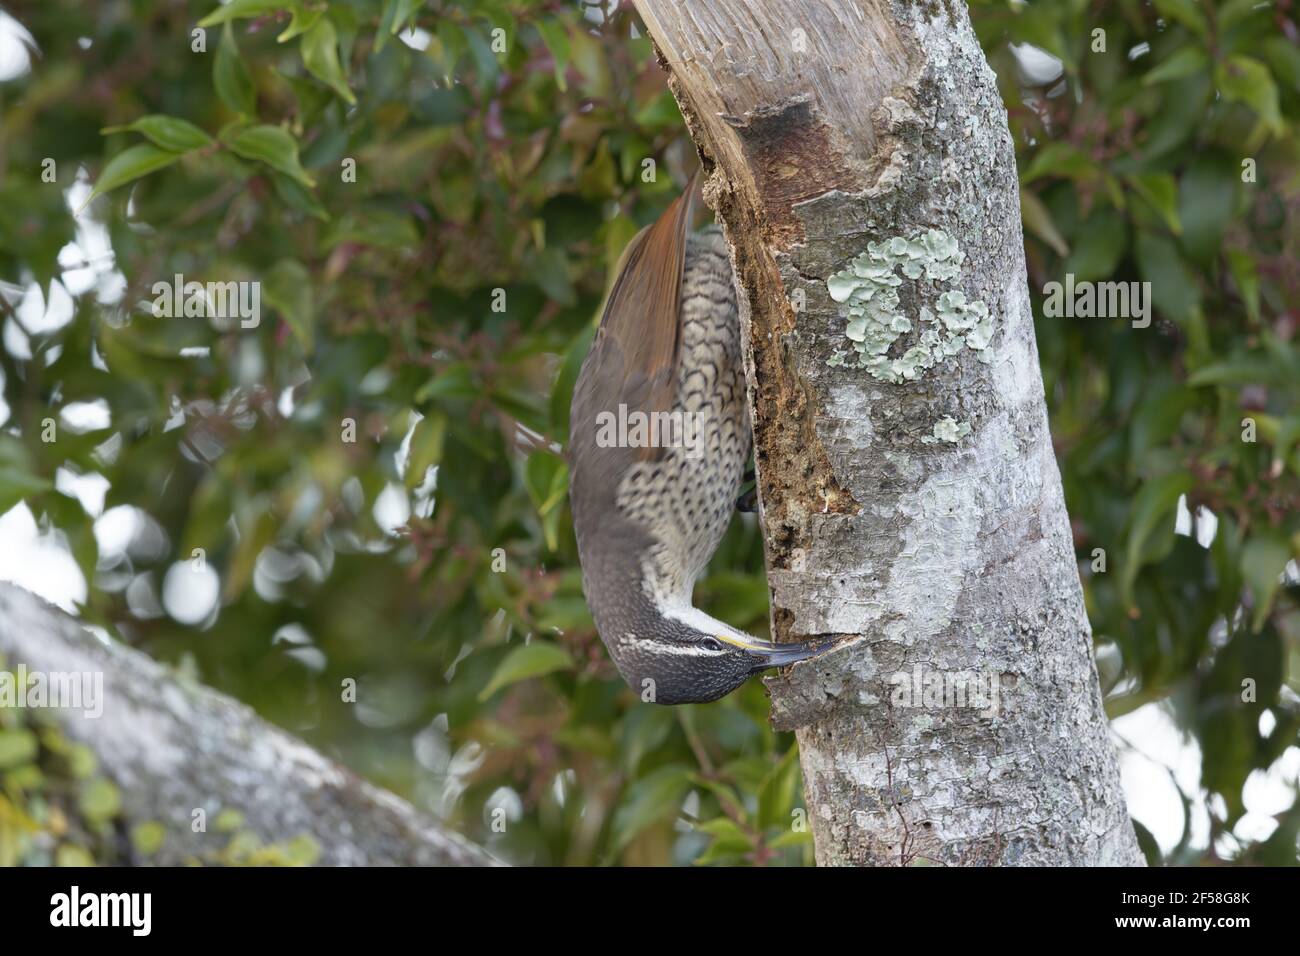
573, 172, 700, 466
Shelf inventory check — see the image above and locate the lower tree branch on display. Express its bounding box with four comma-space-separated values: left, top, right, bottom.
0, 583, 498, 866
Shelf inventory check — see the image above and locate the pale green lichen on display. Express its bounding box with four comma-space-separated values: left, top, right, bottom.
825, 229, 992, 442
825, 230, 993, 386
921, 416, 972, 444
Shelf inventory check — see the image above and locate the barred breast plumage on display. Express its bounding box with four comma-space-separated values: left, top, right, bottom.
617, 226, 750, 608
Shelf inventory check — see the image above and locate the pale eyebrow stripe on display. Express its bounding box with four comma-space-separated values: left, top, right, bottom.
623, 634, 718, 656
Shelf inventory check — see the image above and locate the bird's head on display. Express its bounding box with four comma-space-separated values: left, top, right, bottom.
607, 608, 834, 705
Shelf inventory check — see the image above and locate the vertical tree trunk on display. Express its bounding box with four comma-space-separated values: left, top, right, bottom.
634, 0, 1142, 865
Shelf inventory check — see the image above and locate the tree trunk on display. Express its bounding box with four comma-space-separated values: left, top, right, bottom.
0, 583, 498, 866
634, 0, 1142, 866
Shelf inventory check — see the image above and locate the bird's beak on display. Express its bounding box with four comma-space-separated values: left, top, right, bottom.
752, 638, 836, 669
714, 632, 838, 670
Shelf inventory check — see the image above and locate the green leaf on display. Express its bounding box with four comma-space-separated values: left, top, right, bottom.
67, 744, 97, 779
1262, 37, 1300, 93
526, 245, 574, 306
1127, 173, 1181, 235
757, 743, 801, 831
214, 808, 245, 832
0, 435, 53, 514
271, 172, 329, 220
1153, 0, 1209, 38
276, 5, 324, 43
130, 821, 167, 857
284, 834, 322, 865
416, 364, 477, 404
462, 25, 501, 91
1121, 472, 1193, 603
84, 143, 182, 206
1128, 379, 1197, 469
223, 507, 276, 602
55, 845, 96, 867
1135, 231, 1201, 325
524, 449, 566, 513
633, 92, 683, 130
768, 828, 814, 850
478, 642, 575, 701
1226, 250, 1259, 324
0, 472, 46, 515
1188, 353, 1295, 388
686, 773, 743, 814
550, 323, 596, 440
1020, 142, 1094, 185
524, 451, 569, 551
198, 0, 287, 27
1062, 207, 1126, 283
535, 18, 570, 91
322, 210, 418, 250
300, 18, 356, 105
693, 817, 753, 864
405, 412, 447, 488
694, 817, 750, 839
1219, 0, 1269, 30
262, 259, 314, 349
1270, 416, 1300, 478
1216, 56, 1283, 136
78, 778, 122, 822
1178, 153, 1237, 264
377, 0, 425, 52
1143, 45, 1207, 85
1020, 190, 1069, 257
533, 597, 593, 635
620, 706, 676, 774
612, 764, 691, 850
225, 124, 315, 187
1242, 534, 1292, 632
8, 764, 45, 789
0, 730, 38, 770
435, 21, 468, 83
1143, 73, 1212, 158
104, 114, 212, 152
214, 23, 256, 116
390, 0, 425, 34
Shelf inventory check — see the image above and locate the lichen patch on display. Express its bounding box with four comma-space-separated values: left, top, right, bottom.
921, 416, 971, 444
825, 230, 992, 441
825, 229, 992, 382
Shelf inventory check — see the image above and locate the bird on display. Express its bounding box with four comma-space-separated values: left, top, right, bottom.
568, 172, 836, 705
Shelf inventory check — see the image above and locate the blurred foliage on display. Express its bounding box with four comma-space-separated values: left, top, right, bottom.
0, 0, 1295, 865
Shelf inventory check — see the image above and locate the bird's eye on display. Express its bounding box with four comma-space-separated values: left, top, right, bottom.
702, 637, 724, 652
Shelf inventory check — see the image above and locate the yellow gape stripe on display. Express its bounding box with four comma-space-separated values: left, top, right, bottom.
714, 632, 762, 651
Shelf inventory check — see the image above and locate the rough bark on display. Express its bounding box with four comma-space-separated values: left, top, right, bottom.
0, 582, 498, 866
634, 0, 1142, 865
